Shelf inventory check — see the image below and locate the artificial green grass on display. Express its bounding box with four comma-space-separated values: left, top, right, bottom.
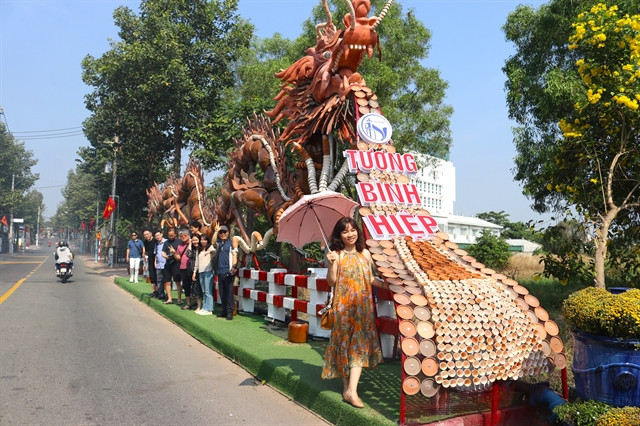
115, 277, 398, 426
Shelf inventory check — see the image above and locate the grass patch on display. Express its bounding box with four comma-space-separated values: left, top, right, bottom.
504, 254, 544, 280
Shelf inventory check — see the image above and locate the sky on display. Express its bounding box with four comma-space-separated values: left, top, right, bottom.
1, 0, 551, 224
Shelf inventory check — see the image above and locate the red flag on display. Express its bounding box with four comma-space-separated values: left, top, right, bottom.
81, 221, 86, 231
0, 215, 7, 226
89, 216, 95, 230
102, 197, 117, 220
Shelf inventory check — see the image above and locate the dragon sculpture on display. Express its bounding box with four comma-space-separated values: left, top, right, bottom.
147, 0, 566, 400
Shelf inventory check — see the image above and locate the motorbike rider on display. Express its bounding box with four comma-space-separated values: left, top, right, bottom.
54, 241, 74, 276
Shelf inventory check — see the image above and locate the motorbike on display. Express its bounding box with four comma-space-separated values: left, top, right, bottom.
57, 262, 71, 283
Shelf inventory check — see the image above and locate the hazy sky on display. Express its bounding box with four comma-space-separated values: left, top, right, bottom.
1, 0, 550, 223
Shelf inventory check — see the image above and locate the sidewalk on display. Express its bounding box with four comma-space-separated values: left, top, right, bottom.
80, 255, 399, 426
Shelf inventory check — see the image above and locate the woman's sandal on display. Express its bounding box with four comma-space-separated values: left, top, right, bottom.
163, 300, 172, 305
176, 300, 183, 305
181, 304, 191, 310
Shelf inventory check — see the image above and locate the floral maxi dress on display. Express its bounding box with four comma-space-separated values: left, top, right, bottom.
322, 251, 383, 379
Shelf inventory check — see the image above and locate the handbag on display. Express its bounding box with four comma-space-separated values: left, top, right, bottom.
320, 257, 340, 330
320, 290, 335, 330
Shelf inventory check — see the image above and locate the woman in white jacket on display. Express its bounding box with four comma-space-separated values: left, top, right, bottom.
192, 233, 216, 315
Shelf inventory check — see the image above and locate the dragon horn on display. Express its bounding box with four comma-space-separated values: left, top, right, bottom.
345, 0, 356, 29
322, 0, 333, 27
372, 0, 394, 30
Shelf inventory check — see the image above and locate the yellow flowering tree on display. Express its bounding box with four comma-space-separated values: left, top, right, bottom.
504, 0, 639, 288
556, 4, 640, 287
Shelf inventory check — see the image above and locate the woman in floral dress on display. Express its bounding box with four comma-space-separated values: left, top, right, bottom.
322, 217, 386, 408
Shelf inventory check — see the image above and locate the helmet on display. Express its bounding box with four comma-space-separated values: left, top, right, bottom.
59, 241, 66, 247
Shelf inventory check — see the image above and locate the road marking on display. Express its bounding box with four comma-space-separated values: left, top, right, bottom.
0, 256, 49, 304
0, 279, 27, 304
0, 261, 44, 265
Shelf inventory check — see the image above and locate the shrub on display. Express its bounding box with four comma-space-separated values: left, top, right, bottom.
562, 287, 640, 339
467, 230, 511, 270
596, 406, 640, 426
553, 400, 610, 426
554, 401, 640, 426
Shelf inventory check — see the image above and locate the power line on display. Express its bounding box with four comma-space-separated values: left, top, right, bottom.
17, 131, 85, 140
12, 126, 83, 134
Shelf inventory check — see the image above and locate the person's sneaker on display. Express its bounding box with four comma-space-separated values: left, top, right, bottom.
217, 311, 227, 318
226, 314, 233, 321
129, 278, 134, 283
197, 310, 212, 316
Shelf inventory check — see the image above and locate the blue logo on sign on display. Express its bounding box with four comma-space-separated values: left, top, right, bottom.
357, 113, 392, 144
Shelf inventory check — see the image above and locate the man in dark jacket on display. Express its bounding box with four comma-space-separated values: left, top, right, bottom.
214, 225, 238, 320
143, 229, 158, 297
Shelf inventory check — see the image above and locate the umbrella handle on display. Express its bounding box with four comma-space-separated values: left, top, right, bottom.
311, 207, 330, 248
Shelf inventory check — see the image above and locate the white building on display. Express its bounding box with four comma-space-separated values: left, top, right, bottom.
410, 154, 502, 247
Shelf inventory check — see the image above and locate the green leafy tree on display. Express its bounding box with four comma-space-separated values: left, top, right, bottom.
468, 231, 512, 271
538, 218, 594, 285
194, 0, 453, 169
53, 170, 102, 230
476, 210, 541, 241
0, 123, 42, 238
503, 0, 639, 288
82, 0, 253, 177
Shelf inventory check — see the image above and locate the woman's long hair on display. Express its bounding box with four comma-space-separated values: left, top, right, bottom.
329, 217, 365, 252
198, 234, 211, 252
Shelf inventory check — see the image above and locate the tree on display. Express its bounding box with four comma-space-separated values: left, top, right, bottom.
503, 0, 639, 287
82, 0, 253, 176
476, 210, 541, 241
194, 0, 453, 169
476, 211, 511, 228
538, 219, 593, 285
468, 231, 512, 271
0, 123, 42, 239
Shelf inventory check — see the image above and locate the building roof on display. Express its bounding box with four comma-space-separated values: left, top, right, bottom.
444, 214, 503, 229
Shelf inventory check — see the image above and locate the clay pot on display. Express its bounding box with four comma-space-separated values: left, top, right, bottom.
287, 321, 308, 343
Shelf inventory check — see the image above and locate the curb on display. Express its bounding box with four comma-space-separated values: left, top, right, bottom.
87, 255, 398, 426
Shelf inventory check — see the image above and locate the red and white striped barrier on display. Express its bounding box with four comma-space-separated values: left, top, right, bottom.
236, 268, 401, 356
237, 267, 331, 337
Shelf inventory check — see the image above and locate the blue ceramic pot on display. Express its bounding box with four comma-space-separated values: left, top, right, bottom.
572, 329, 640, 407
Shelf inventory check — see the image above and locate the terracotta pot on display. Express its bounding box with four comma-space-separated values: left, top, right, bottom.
287, 321, 308, 344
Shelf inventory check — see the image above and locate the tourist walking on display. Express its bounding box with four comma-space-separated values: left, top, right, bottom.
126, 231, 144, 282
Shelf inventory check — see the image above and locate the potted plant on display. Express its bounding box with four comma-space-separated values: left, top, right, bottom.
562, 287, 640, 407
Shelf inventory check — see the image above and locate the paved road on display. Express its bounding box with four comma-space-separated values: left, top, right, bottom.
0, 246, 328, 425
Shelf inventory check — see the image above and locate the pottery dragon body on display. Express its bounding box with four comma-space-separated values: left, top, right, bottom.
147, 0, 565, 398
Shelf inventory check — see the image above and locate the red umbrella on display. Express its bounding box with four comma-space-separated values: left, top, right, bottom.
277, 191, 359, 249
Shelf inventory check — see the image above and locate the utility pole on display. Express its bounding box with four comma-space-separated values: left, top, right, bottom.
8, 174, 14, 255
36, 205, 40, 247
95, 200, 99, 263
107, 136, 119, 267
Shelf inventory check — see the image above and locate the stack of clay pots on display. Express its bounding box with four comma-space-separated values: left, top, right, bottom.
351, 115, 565, 399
